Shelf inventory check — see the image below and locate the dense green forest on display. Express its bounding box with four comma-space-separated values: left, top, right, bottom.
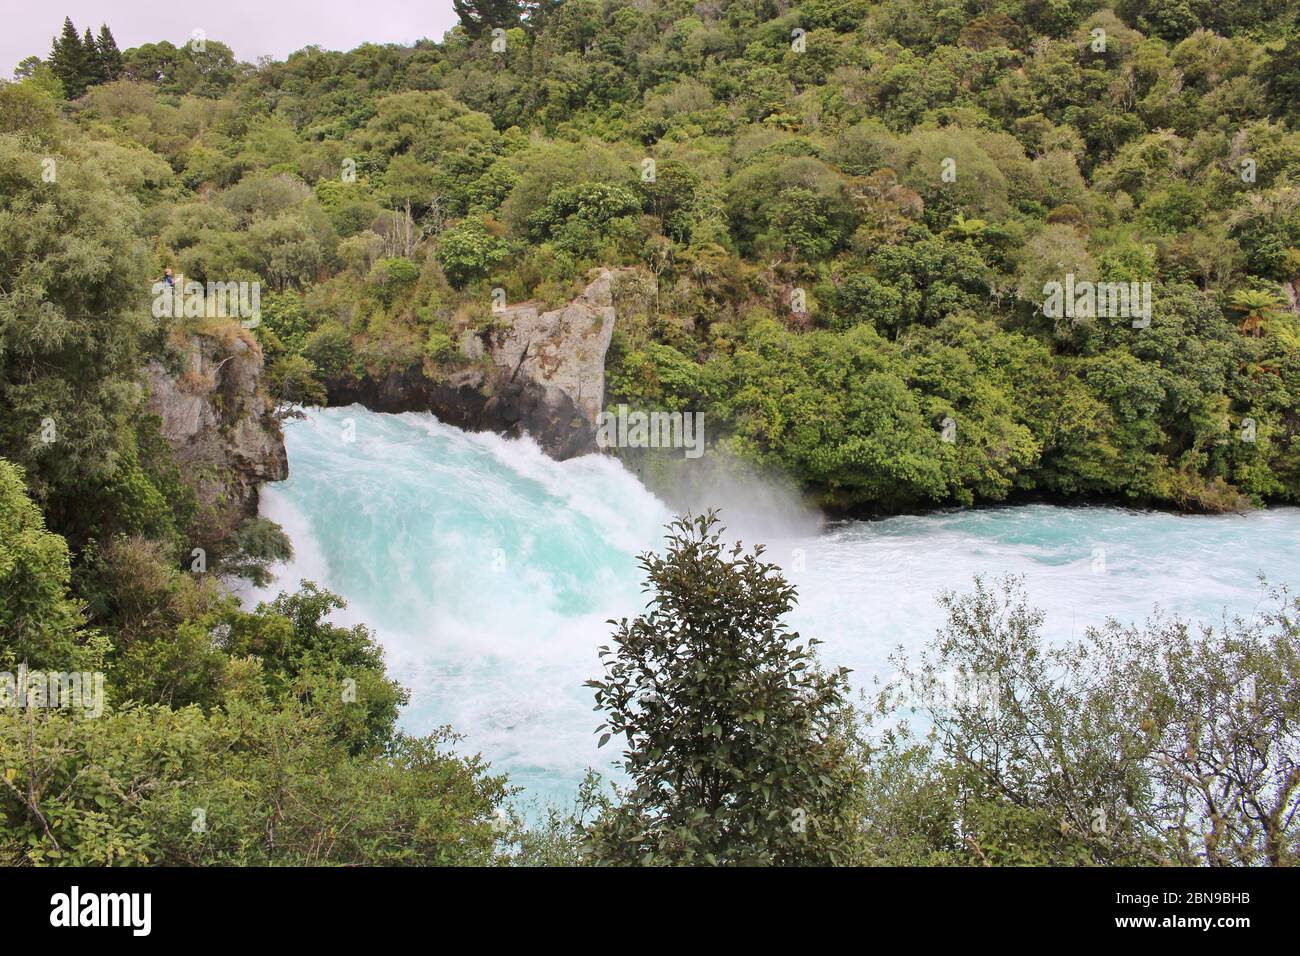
2, 0, 1299, 865
12, 0, 1300, 516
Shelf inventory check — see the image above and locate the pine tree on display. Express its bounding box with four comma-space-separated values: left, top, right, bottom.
96, 24, 123, 81
48, 17, 87, 98
13, 56, 43, 80
82, 27, 106, 86
451, 0, 524, 38
521, 0, 564, 34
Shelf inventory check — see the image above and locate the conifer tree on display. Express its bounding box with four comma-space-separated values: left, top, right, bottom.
82, 27, 106, 86
451, 0, 523, 38
96, 24, 123, 81
13, 56, 43, 81
48, 17, 87, 98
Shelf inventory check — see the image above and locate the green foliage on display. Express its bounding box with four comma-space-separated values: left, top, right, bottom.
586, 513, 865, 865
425, 330, 457, 361
301, 323, 354, 380
120, 39, 240, 97
95, 26, 123, 82
526, 181, 644, 258
453, 0, 526, 37
257, 291, 314, 353
265, 353, 327, 407
1227, 286, 1290, 337
699, 316, 1042, 511
865, 576, 1300, 866
437, 218, 510, 287
704, 323, 945, 509
223, 582, 408, 753
0, 459, 91, 670
378, 257, 421, 293
216, 517, 294, 587
0, 82, 61, 143
825, 274, 903, 331
0, 703, 510, 866
45, 18, 130, 100
48, 18, 90, 99
0, 130, 157, 543
54, 0, 1279, 517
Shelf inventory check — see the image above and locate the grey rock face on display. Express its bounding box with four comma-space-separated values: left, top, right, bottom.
332, 269, 621, 458
489, 268, 617, 425
144, 330, 287, 534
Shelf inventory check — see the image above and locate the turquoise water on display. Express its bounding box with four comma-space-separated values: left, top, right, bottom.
252, 406, 1300, 804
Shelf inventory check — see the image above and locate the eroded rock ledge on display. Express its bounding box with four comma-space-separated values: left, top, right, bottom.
331, 269, 620, 459
144, 327, 288, 535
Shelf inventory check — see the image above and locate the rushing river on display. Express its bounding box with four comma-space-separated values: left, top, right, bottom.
251, 406, 1300, 805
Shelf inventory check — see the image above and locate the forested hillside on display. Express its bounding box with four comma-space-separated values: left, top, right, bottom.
10, 0, 1300, 517
2, 0, 1299, 866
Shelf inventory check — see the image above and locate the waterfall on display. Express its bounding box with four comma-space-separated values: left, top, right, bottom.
251, 405, 1300, 803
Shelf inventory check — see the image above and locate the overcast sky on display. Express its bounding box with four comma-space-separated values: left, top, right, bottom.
1, 0, 462, 78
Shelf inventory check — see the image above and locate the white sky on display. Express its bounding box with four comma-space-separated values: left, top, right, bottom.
0, 0, 462, 78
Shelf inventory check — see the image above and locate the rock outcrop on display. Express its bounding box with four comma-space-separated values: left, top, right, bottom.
332, 269, 620, 458
488, 268, 616, 426
144, 327, 288, 535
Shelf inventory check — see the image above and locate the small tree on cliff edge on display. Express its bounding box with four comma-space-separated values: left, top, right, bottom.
586, 512, 866, 865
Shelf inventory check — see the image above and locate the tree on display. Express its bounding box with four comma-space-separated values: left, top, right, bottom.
586, 512, 866, 865
95, 25, 123, 81
47, 18, 88, 98
1130, 595, 1300, 866
866, 576, 1300, 866
1228, 288, 1288, 337
525, 181, 643, 258
521, 0, 565, 35
81, 28, 105, 87
452, 0, 524, 38
704, 320, 952, 511
0, 701, 511, 865
215, 516, 293, 587
945, 213, 989, 242
436, 217, 509, 287
0, 80, 61, 141
873, 576, 1164, 865
1226, 187, 1300, 281
13, 56, 43, 80
0, 459, 92, 671
264, 353, 327, 408
0, 133, 156, 543
121, 40, 180, 85
1265, 33, 1300, 126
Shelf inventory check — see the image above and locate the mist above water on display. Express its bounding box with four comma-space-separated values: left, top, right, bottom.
252, 406, 1300, 804
615, 442, 824, 543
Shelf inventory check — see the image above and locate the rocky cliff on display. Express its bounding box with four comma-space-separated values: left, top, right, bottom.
144, 326, 288, 536
332, 269, 619, 458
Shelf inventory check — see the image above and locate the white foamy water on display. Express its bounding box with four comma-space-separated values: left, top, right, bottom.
252, 406, 1300, 803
